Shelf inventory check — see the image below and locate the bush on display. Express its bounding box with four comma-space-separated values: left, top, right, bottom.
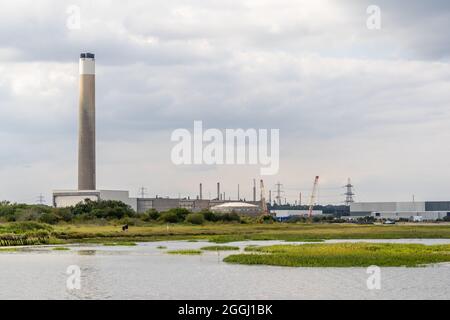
71, 199, 135, 220
185, 213, 205, 225
39, 212, 60, 225
200, 210, 217, 222
159, 212, 179, 223
146, 209, 160, 221
53, 208, 73, 222
168, 208, 190, 221
217, 212, 241, 222
258, 214, 274, 224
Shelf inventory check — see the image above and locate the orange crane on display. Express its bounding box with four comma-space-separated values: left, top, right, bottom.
308, 176, 319, 218
260, 179, 268, 215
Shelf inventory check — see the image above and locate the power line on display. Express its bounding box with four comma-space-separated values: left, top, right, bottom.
138, 187, 148, 199
37, 194, 45, 205
274, 182, 284, 205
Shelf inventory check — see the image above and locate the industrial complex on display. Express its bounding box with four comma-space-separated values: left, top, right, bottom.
52, 53, 265, 215
52, 54, 450, 222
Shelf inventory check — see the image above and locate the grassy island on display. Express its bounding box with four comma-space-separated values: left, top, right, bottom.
224, 243, 450, 267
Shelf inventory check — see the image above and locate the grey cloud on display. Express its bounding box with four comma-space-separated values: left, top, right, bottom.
1, 0, 450, 203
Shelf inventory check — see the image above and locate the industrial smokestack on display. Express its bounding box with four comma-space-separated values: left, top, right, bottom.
78, 53, 96, 190
253, 179, 256, 202
217, 182, 220, 200
199, 183, 203, 200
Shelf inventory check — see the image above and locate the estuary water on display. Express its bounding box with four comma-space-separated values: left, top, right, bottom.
0, 239, 449, 300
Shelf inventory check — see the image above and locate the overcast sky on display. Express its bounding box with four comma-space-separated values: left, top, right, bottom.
1, 0, 450, 204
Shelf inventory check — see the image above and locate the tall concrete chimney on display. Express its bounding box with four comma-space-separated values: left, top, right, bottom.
199, 183, 203, 200
217, 182, 220, 200
78, 53, 96, 190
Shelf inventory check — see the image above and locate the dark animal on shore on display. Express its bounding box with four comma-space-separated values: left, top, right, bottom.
122, 224, 129, 232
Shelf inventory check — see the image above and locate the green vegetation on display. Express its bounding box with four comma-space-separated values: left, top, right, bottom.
156, 245, 167, 249
185, 213, 205, 225
1, 200, 450, 248
201, 245, 240, 251
0, 200, 134, 224
0, 222, 52, 246
167, 249, 202, 255
102, 242, 137, 246
2, 220, 450, 247
0, 200, 246, 227
0, 247, 19, 252
52, 247, 70, 251
224, 243, 450, 267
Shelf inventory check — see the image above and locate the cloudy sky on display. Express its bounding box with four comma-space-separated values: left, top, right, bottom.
1, 0, 449, 204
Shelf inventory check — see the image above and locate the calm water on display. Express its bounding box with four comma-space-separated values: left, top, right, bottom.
1, 239, 449, 300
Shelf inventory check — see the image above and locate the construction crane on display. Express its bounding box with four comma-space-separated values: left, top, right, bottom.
260, 179, 268, 215
308, 176, 320, 218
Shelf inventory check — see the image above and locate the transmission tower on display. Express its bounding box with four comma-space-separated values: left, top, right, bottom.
344, 178, 355, 205
138, 187, 148, 199
274, 182, 284, 205
37, 194, 45, 205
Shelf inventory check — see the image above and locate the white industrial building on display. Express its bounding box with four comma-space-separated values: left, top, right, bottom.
350, 201, 450, 221
272, 210, 324, 219
53, 190, 138, 211
210, 202, 261, 216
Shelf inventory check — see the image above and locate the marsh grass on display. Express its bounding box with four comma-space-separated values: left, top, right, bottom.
224, 243, 450, 267
157, 246, 167, 249
52, 247, 70, 251
0, 232, 51, 246
167, 249, 202, 255
0, 248, 19, 252
102, 242, 137, 246
200, 245, 240, 251
3, 223, 450, 246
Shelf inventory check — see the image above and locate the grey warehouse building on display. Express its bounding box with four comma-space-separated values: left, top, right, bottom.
350, 201, 450, 221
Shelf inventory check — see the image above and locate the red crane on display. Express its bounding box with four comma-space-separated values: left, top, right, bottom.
260, 179, 268, 215
308, 176, 320, 218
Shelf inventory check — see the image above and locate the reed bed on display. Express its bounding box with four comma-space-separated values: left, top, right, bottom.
224, 243, 450, 267
0, 232, 50, 247
200, 245, 240, 251
167, 249, 202, 255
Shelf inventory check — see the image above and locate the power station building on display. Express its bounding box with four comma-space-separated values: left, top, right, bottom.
52, 53, 139, 210
350, 202, 450, 221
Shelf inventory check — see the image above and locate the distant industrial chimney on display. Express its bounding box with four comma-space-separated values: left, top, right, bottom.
78, 53, 96, 190
217, 182, 220, 200
199, 183, 203, 200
